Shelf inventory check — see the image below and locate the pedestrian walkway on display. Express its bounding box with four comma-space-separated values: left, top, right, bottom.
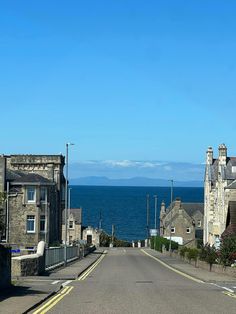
0, 249, 105, 314
144, 248, 236, 283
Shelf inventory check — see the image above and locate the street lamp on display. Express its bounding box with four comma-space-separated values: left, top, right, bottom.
169, 179, 173, 255
154, 195, 158, 231
64, 142, 74, 266
146, 194, 150, 242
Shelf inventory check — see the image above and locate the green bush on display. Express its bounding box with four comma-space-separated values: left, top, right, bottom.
179, 246, 188, 258
199, 244, 217, 265
186, 248, 199, 261
151, 236, 178, 252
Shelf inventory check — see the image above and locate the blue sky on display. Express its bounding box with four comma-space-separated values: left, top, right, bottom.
1, 1, 236, 180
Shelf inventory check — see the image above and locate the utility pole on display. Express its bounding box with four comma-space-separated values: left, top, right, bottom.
99, 209, 102, 230
169, 180, 174, 255
64, 142, 74, 266
154, 195, 157, 231
146, 194, 150, 241
112, 224, 115, 247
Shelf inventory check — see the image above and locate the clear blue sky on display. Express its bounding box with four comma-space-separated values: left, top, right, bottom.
1, 1, 236, 174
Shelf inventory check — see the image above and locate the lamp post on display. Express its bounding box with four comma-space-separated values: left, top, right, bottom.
169, 179, 173, 255
146, 194, 150, 243
64, 142, 74, 266
154, 195, 157, 231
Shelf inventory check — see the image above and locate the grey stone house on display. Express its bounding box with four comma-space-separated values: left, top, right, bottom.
62, 208, 82, 245
204, 144, 236, 246
160, 198, 204, 246
0, 155, 65, 250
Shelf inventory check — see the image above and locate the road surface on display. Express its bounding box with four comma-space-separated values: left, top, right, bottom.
32, 248, 236, 314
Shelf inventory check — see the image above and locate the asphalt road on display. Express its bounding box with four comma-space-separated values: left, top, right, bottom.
32, 248, 236, 314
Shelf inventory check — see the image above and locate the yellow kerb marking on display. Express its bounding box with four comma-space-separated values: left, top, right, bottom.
223, 291, 236, 299
141, 249, 204, 284
33, 286, 73, 314
78, 253, 106, 281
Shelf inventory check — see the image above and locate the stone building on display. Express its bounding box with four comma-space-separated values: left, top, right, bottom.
62, 208, 82, 245
160, 198, 204, 246
204, 144, 236, 246
0, 155, 65, 250
83, 226, 101, 247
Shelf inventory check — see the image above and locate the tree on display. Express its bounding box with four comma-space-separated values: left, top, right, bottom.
219, 236, 236, 266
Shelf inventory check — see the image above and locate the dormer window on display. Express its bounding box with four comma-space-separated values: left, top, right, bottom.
27, 187, 36, 203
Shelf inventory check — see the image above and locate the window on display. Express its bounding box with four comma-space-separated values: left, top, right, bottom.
27, 215, 35, 233
171, 227, 175, 233
40, 187, 47, 202
186, 227, 191, 233
40, 215, 45, 232
27, 187, 36, 203
69, 220, 74, 229
197, 220, 201, 227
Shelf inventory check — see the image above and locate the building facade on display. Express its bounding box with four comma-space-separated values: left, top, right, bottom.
204, 144, 236, 246
0, 155, 65, 250
160, 198, 204, 246
62, 208, 82, 245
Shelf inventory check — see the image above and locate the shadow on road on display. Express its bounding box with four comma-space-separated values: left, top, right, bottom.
0, 285, 49, 302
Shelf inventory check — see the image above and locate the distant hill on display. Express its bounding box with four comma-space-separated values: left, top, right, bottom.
70, 176, 203, 187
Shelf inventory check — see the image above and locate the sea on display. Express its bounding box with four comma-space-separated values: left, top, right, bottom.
70, 186, 204, 242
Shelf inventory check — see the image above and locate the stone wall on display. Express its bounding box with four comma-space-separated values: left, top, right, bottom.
168, 250, 236, 277
12, 241, 45, 277
0, 244, 11, 289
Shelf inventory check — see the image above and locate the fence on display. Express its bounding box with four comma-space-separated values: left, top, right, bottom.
45, 245, 81, 270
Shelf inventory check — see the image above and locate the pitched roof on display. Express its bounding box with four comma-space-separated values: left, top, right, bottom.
62, 208, 82, 224
208, 157, 236, 185
167, 200, 204, 217
6, 169, 53, 185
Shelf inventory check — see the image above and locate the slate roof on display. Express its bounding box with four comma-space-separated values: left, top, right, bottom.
226, 180, 236, 190
208, 157, 236, 185
62, 208, 82, 224
166, 200, 204, 217
6, 169, 52, 185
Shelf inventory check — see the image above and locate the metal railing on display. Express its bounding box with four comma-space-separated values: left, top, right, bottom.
45, 245, 79, 269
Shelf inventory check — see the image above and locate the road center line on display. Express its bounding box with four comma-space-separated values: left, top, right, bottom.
141, 249, 204, 284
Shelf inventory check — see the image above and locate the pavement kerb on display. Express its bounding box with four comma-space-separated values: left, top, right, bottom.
75, 250, 106, 279
22, 288, 60, 314
142, 249, 205, 283
22, 249, 105, 314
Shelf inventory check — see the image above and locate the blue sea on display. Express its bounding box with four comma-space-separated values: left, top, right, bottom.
70, 186, 204, 242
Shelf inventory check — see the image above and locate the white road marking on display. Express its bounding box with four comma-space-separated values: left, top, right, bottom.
222, 287, 234, 293
51, 280, 61, 285
62, 280, 72, 287
210, 283, 234, 293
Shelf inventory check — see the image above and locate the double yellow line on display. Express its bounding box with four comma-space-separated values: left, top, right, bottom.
77, 252, 107, 281
33, 286, 74, 314
33, 251, 107, 313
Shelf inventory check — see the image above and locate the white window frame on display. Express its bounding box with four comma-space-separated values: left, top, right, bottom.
27, 186, 36, 203
171, 227, 175, 233
186, 227, 191, 233
26, 215, 35, 233
197, 220, 201, 227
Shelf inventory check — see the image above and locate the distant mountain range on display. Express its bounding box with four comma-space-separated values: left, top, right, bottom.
70, 176, 203, 187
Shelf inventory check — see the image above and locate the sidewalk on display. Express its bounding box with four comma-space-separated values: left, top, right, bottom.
144, 248, 236, 283
0, 249, 105, 314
